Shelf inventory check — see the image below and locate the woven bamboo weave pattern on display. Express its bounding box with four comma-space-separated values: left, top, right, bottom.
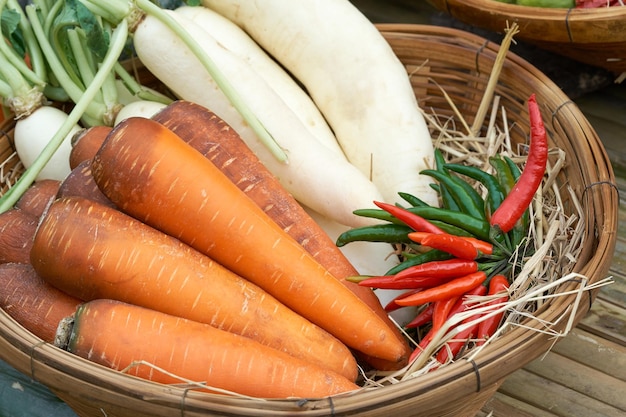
428, 0, 626, 73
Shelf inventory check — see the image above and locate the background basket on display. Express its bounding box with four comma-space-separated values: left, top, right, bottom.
0, 24, 618, 417
428, 0, 626, 74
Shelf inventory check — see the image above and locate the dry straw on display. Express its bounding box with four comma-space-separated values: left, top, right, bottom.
428, 0, 626, 76
0, 24, 619, 417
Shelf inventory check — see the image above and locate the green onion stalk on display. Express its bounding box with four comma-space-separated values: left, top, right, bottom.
0, 10, 128, 213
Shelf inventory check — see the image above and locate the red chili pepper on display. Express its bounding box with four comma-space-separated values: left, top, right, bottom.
490, 94, 548, 233
435, 285, 488, 363
408, 296, 459, 362
409, 232, 493, 256
393, 259, 478, 281
358, 274, 454, 290
476, 274, 510, 346
384, 289, 422, 312
446, 284, 489, 319
395, 271, 487, 307
404, 302, 434, 328
406, 231, 429, 243
374, 201, 445, 234
436, 318, 480, 363
459, 237, 493, 256
420, 233, 479, 260
432, 296, 460, 335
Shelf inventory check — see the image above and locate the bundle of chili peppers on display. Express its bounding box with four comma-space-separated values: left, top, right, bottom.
338, 94, 549, 364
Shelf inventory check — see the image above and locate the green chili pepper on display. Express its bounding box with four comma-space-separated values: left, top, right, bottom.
448, 171, 488, 219
352, 205, 474, 239
444, 163, 505, 216
434, 148, 447, 171
432, 181, 461, 212
335, 223, 413, 247
421, 169, 485, 220
352, 208, 398, 223
501, 155, 531, 247
398, 191, 430, 207
489, 155, 516, 196
428, 220, 475, 237
407, 206, 492, 242
426, 149, 487, 219
503, 155, 521, 180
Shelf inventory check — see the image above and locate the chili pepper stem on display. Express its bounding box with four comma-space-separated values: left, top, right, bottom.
489, 226, 512, 256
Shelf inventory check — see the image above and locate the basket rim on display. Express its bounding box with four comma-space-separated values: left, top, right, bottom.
431, 0, 626, 19
0, 23, 620, 416
428, 0, 626, 43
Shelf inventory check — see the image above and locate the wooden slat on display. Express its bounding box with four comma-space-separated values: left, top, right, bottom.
596, 270, 626, 310
478, 392, 559, 417
523, 352, 626, 410
494, 326, 626, 416
550, 328, 626, 381
498, 368, 625, 417
577, 298, 626, 346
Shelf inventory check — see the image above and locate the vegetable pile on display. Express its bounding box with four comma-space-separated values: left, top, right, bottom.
0, 0, 428, 398
339, 94, 548, 365
0, 0, 592, 404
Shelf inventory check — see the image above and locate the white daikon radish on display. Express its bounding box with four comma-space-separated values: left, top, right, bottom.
132, 11, 385, 228
303, 206, 417, 327
14, 106, 82, 181
202, 0, 438, 207
114, 100, 167, 125
174, 5, 343, 156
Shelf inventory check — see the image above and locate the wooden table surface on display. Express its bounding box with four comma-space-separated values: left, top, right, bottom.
350, 1, 626, 416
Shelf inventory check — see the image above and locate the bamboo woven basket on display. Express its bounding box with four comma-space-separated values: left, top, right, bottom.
428, 0, 626, 74
0, 24, 618, 417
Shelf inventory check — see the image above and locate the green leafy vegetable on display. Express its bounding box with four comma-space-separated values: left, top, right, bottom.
1, 8, 25, 57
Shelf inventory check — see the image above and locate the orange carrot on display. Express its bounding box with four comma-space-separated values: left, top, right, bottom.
59, 299, 359, 398
91, 116, 406, 364
69, 125, 112, 169
0, 208, 38, 264
30, 196, 358, 380
152, 101, 368, 285
152, 101, 409, 369
56, 160, 116, 208
0, 263, 82, 343
14, 179, 60, 218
